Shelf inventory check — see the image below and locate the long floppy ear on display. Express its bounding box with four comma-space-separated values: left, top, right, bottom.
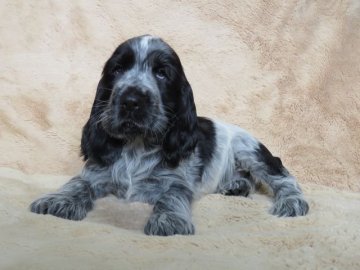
162, 78, 198, 167
81, 78, 124, 165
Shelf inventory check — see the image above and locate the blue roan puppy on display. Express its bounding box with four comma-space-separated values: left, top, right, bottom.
30, 35, 309, 236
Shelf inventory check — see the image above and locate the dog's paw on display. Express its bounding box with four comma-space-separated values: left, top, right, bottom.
144, 212, 195, 236
271, 195, 309, 217
222, 178, 253, 197
30, 193, 93, 221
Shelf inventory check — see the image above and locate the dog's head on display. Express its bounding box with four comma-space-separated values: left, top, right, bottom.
81, 35, 198, 167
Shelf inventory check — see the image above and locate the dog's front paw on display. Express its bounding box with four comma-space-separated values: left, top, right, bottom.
30, 193, 93, 221
144, 212, 195, 236
271, 195, 309, 217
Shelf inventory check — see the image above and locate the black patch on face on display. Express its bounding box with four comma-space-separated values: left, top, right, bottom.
145, 49, 182, 104
103, 42, 136, 79
256, 143, 285, 176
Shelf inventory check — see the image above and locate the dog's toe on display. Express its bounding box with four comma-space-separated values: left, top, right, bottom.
271, 196, 309, 217
144, 212, 195, 236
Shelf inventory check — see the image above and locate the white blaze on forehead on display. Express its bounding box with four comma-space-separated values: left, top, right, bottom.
140, 36, 154, 50
114, 35, 163, 97
137, 35, 159, 62
140, 35, 153, 51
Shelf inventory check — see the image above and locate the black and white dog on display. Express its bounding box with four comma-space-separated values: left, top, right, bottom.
30, 35, 309, 236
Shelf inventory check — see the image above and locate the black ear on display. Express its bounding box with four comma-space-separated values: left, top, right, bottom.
162, 79, 198, 167
81, 78, 124, 165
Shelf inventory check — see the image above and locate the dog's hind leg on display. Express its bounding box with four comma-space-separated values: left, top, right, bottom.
233, 133, 309, 217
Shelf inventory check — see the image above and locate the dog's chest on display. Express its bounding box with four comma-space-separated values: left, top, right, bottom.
111, 144, 162, 188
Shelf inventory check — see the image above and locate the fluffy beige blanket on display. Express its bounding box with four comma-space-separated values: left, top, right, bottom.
1, 1, 359, 269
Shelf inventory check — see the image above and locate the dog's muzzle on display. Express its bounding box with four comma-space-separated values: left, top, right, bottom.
115, 86, 152, 133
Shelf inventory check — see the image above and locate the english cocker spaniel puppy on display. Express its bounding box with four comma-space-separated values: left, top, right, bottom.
30, 35, 309, 236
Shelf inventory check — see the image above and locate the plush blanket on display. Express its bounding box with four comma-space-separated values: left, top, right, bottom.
1, 1, 359, 269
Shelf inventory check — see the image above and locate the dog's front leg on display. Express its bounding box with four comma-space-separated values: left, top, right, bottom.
30, 176, 95, 220
144, 181, 195, 236
30, 163, 116, 220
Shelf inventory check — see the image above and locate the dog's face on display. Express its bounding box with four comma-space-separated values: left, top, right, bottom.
100, 35, 182, 139
82, 35, 198, 166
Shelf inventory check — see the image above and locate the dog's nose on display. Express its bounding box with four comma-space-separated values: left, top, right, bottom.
119, 88, 148, 113
121, 95, 140, 112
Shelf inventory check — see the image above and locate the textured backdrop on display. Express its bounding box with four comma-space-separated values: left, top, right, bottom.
0, 1, 359, 269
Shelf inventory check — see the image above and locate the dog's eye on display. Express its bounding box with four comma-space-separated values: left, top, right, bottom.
112, 65, 124, 75
154, 68, 167, 80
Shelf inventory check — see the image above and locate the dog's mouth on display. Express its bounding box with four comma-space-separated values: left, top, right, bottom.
100, 104, 167, 140
103, 120, 146, 139
119, 121, 143, 134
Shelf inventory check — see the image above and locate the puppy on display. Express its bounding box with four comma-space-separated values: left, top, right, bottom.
30, 35, 309, 236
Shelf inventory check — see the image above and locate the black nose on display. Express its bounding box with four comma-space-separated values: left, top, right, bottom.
121, 95, 139, 111
119, 88, 148, 113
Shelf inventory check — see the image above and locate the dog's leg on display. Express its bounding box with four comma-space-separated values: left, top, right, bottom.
30, 164, 115, 220
235, 141, 309, 217
144, 180, 195, 236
